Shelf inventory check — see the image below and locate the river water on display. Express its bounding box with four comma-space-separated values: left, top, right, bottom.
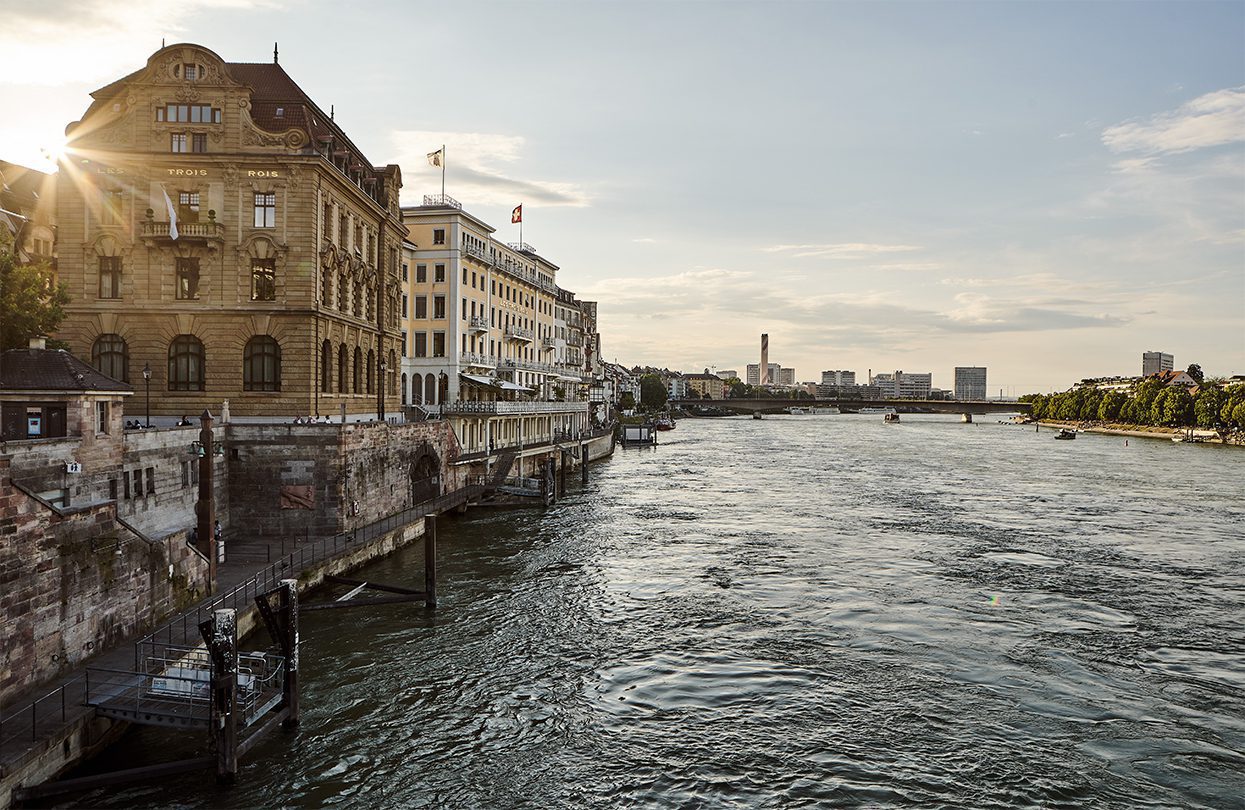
77, 415, 1245, 808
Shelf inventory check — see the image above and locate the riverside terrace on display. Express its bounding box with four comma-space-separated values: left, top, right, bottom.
671, 398, 1031, 420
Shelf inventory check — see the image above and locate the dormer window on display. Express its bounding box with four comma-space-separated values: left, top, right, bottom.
275, 107, 284, 118
173, 63, 205, 81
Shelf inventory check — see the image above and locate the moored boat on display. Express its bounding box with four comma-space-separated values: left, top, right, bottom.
884, 412, 900, 423
1055, 428, 1076, 440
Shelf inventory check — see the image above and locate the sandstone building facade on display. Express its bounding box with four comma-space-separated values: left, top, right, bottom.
55, 43, 403, 420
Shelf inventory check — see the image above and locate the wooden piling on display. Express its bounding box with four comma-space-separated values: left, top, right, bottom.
280, 578, 300, 728
210, 608, 238, 783
581, 444, 589, 485
423, 515, 437, 608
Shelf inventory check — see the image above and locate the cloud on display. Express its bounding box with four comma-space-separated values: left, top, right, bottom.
1102, 86, 1245, 155
632, 237, 658, 244
389, 130, 591, 208
0, 0, 285, 86
763, 243, 921, 259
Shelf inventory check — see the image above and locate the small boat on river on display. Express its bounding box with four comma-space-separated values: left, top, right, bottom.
1055, 428, 1076, 440
752, 412, 763, 420
883, 413, 901, 423
654, 416, 675, 431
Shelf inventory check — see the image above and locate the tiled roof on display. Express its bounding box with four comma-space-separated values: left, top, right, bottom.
0, 348, 132, 393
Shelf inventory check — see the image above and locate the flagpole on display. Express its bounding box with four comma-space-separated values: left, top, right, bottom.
441, 143, 445, 198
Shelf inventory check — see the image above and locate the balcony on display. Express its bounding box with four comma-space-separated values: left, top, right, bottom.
463, 244, 494, 266
443, 400, 589, 416
541, 336, 557, 351
458, 351, 497, 369
468, 315, 490, 334
504, 326, 533, 343
141, 219, 225, 250
566, 333, 583, 347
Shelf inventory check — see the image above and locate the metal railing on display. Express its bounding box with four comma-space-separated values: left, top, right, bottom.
141, 221, 225, 240
468, 315, 490, 332
0, 484, 483, 756
504, 326, 534, 342
443, 400, 589, 416
422, 193, 462, 209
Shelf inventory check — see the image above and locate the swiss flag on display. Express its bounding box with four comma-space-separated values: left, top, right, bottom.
511, 204, 522, 224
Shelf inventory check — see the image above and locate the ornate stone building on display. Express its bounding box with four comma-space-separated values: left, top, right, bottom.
55, 43, 403, 420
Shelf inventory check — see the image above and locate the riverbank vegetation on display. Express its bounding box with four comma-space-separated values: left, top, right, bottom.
1021, 377, 1245, 432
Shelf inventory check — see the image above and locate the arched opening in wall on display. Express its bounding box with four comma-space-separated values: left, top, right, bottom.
438, 372, 449, 405
412, 375, 422, 405
353, 346, 363, 394
401, 373, 408, 406
366, 349, 375, 395
410, 447, 441, 504
388, 350, 397, 396
424, 373, 436, 406
338, 343, 348, 394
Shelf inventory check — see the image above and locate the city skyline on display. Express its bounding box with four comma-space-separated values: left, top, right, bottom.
2, 0, 1242, 393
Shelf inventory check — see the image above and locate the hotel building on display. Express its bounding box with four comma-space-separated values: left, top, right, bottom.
1142, 351, 1173, 377
399, 198, 601, 465
53, 43, 404, 420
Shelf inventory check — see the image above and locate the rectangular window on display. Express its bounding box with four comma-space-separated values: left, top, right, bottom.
402, 263, 409, 282
472, 271, 477, 288
123, 471, 131, 499
400, 331, 407, 357
323, 203, 333, 241
433, 295, 445, 319
434, 264, 445, 283
414, 332, 427, 357
461, 297, 466, 317
402, 294, 408, 313
432, 332, 446, 357
170, 133, 188, 153
99, 256, 122, 299
433, 229, 445, 245
146, 467, 156, 494
103, 189, 124, 225
97, 401, 110, 434
181, 463, 189, 489
414, 295, 427, 318
416, 264, 427, 283
461, 334, 467, 353
251, 258, 276, 301
175, 257, 200, 300
462, 267, 468, 284
254, 192, 276, 228
191, 133, 207, 153
178, 191, 200, 223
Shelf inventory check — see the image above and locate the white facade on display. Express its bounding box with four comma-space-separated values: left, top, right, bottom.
821, 370, 856, 386
746, 363, 781, 385
1142, 351, 1173, 376
871, 370, 933, 399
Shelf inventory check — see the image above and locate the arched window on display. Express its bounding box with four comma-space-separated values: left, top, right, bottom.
321, 340, 332, 393
91, 334, 129, 382
412, 375, 422, 405
338, 343, 348, 393
321, 267, 333, 304
353, 346, 363, 393
168, 335, 205, 391
388, 350, 397, 396
424, 373, 436, 406
366, 349, 375, 394
401, 373, 408, 405
337, 272, 347, 311
243, 336, 281, 391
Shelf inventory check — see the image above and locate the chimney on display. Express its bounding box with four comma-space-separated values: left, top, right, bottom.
29, 336, 46, 350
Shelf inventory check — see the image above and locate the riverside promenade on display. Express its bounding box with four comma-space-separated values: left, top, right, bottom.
0, 486, 479, 806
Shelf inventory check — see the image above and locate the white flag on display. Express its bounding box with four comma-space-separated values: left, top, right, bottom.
427, 149, 443, 168
160, 184, 179, 240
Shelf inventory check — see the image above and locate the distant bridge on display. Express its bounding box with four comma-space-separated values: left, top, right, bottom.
669, 398, 1030, 419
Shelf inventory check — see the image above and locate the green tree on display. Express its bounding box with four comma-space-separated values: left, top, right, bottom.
1186, 363, 1204, 384
728, 380, 747, 399
639, 374, 667, 411
618, 391, 636, 411
1193, 387, 1225, 428
1151, 387, 1192, 427
0, 232, 69, 351
1098, 390, 1126, 422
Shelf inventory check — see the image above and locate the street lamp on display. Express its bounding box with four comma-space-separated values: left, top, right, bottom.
378, 360, 387, 421
142, 363, 151, 428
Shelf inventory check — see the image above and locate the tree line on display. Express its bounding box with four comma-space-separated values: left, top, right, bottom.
1020, 375, 1245, 431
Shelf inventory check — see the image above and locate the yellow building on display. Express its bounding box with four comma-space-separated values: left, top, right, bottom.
54, 43, 403, 420
400, 198, 600, 473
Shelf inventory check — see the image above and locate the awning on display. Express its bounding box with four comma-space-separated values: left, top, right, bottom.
497, 380, 534, 392
461, 373, 499, 389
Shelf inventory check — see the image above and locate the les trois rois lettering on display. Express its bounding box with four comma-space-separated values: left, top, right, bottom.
247, 170, 280, 178
167, 168, 209, 177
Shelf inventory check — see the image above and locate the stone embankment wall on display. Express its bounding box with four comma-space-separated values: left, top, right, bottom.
227, 420, 463, 540
0, 456, 209, 707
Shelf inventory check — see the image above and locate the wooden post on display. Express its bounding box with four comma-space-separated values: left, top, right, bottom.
423, 515, 437, 608
559, 451, 567, 497
581, 443, 589, 485
209, 608, 238, 783
197, 410, 216, 590
280, 578, 300, 728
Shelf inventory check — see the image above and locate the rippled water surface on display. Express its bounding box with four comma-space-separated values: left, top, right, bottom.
79, 416, 1245, 808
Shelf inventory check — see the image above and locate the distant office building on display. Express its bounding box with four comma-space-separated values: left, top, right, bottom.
821, 370, 856, 386
954, 367, 987, 400
1142, 351, 1173, 376
746, 363, 781, 386
872, 370, 932, 399
716, 369, 738, 381
776, 367, 796, 386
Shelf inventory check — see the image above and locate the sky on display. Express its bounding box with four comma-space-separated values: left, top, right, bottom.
2, 0, 1242, 394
